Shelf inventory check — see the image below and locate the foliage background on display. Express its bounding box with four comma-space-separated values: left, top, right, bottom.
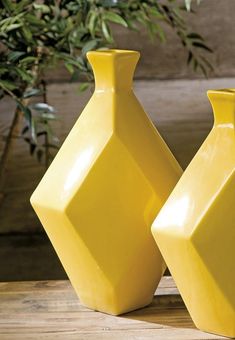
0, 0, 212, 168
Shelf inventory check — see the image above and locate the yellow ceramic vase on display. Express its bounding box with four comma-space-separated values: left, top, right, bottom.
152, 89, 235, 337
30, 49, 182, 315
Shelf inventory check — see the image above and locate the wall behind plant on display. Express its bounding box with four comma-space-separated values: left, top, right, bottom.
1, 0, 235, 280
116, 0, 235, 79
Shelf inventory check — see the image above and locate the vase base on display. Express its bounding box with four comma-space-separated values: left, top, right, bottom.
80, 296, 153, 316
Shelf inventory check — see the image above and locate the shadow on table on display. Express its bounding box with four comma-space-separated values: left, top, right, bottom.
123, 294, 196, 329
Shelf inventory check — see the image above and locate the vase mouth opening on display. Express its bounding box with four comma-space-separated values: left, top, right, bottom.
87, 49, 140, 57
217, 88, 235, 93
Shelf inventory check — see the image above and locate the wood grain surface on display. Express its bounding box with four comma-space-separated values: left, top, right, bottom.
0, 276, 226, 340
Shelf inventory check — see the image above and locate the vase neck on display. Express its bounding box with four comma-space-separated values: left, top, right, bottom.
87, 49, 140, 92
208, 89, 235, 127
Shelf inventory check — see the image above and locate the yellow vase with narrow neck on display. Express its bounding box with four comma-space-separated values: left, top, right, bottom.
152, 89, 235, 337
30, 49, 182, 315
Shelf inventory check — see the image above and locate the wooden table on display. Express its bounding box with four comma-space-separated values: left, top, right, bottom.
0, 277, 226, 340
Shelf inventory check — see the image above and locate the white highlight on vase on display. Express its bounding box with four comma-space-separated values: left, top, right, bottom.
154, 195, 190, 229
64, 146, 94, 193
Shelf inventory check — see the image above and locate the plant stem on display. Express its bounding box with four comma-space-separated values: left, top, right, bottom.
41, 79, 50, 169
0, 104, 25, 204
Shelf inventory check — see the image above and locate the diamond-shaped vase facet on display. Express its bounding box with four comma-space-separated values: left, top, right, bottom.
30, 49, 182, 315
152, 89, 235, 337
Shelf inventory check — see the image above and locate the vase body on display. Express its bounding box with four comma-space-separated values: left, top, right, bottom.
152, 89, 235, 336
30, 49, 182, 315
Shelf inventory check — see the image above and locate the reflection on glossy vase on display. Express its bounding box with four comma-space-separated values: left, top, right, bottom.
152, 89, 235, 337
30, 49, 182, 315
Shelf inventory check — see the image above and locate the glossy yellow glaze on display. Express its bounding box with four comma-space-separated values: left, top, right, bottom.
152, 89, 235, 337
30, 49, 182, 315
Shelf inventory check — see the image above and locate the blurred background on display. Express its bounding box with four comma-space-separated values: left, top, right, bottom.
0, 0, 235, 281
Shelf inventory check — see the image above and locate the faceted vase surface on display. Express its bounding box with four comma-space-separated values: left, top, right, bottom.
31, 49, 182, 315
152, 89, 235, 336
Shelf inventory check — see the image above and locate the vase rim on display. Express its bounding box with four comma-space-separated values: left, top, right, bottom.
208, 89, 235, 95
87, 49, 139, 57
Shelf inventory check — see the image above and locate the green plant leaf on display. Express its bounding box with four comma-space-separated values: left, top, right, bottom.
33, 3, 51, 14
29, 142, 37, 155
7, 51, 26, 62
65, 62, 74, 74
81, 40, 98, 55
103, 12, 128, 27
187, 51, 193, 65
88, 11, 98, 36
187, 32, 204, 41
1, 0, 14, 12
25, 13, 46, 26
192, 41, 213, 53
200, 55, 214, 71
193, 58, 198, 71
4, 23, 24, 33
31, 103, 55, 113
0, 80, 17, 91
19, 56, 37, 65
102, 0, 119, 8
79, 82, 90, 92
198, 63, 207, 77
40, 113, 58, 120
19, 104, 32, 126
21, 26, 33, 42
31, 117, 37, 143
185, 0, 192, 11
23, 88, 42, 98
15, 68, 33, 82
0, 67, 9, 75
101, 20, 113, 43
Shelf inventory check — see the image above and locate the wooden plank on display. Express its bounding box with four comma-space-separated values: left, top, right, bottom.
0, 190, 42, 233
0, 235, 66, 281
0, 277, 226, 340
0, 329, 225, 340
